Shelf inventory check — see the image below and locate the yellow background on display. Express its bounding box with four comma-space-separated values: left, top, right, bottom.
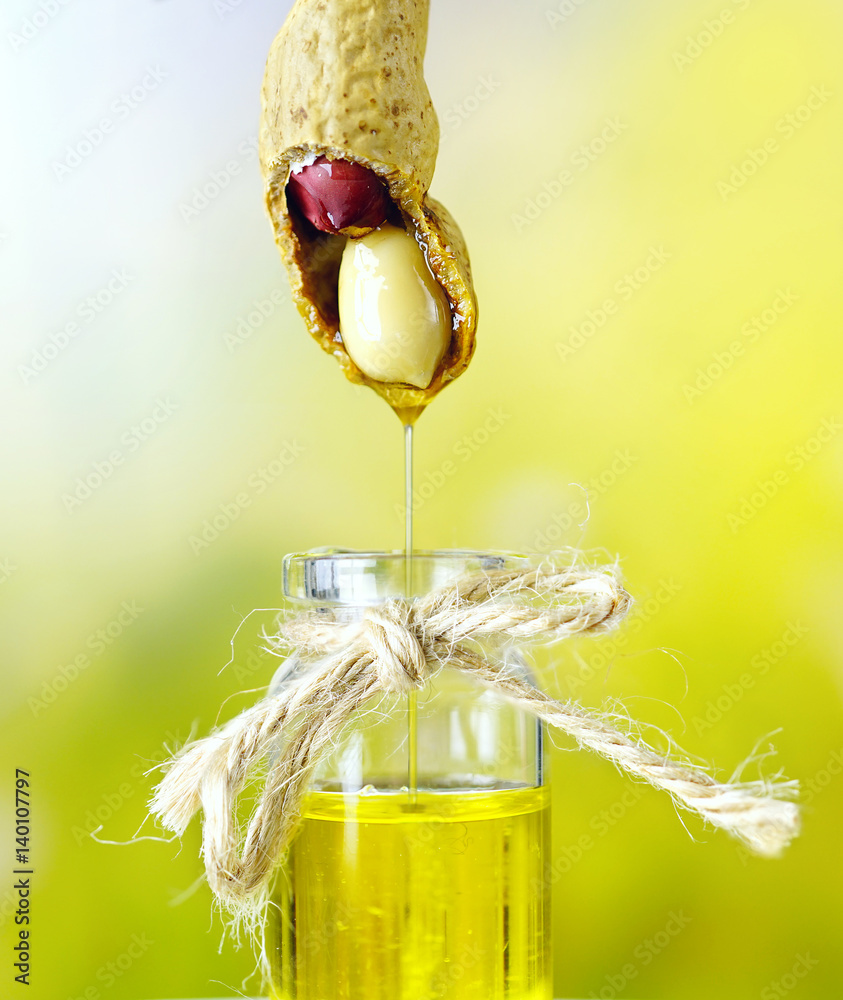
2, 0, 841, 997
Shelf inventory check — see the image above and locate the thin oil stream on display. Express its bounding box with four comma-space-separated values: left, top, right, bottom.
404, 422, 418, 800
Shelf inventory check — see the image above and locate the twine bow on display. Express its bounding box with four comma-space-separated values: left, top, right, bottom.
150, 558, 799, 918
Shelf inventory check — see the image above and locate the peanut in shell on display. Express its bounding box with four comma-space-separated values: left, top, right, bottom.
259, 0, 477, 424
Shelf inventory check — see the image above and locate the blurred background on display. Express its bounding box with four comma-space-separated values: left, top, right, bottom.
2, 0, 842, 997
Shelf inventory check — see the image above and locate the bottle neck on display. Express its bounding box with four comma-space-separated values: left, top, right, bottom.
278, 549, 545, 795
282, 549, 533, 606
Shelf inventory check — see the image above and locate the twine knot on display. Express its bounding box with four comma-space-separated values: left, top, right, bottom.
150, 555, 800, 922
364, 600, 428, 693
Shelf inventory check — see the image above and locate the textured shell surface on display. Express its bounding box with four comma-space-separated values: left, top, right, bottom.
260, 0, 477, 422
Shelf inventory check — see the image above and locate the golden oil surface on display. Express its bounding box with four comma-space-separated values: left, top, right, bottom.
268, 784, 551, 1000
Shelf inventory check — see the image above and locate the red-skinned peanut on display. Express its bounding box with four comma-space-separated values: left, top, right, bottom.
286, 155, 390, 235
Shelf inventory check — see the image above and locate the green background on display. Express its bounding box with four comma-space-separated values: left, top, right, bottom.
2, 1, 842, 998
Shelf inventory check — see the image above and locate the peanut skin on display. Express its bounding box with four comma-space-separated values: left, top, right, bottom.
287, 155, 391, 235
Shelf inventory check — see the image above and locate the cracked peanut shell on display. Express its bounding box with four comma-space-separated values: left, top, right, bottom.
259, 0, 477, 423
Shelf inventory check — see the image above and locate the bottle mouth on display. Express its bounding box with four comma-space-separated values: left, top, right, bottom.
282, 548, 534, 604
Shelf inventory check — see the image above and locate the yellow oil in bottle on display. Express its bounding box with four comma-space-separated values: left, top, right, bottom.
267, 784, 551, 1000
267, 427, 549, 998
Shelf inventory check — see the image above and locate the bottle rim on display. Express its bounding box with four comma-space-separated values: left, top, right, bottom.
282, 548, 535, 604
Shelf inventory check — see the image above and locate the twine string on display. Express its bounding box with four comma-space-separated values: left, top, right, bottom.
150, 559, 799, 917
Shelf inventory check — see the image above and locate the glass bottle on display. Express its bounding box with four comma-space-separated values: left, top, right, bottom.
267, 550, 551, 1000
